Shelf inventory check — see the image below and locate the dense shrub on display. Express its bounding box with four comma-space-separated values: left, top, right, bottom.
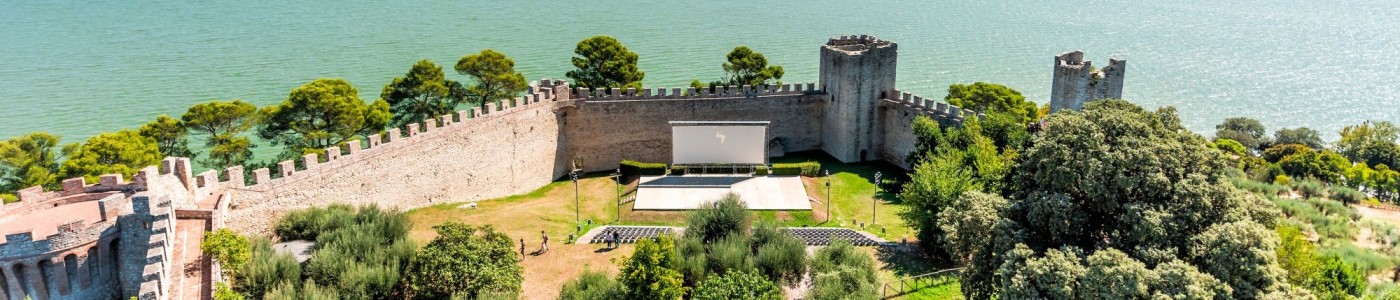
236, 239, 301, 299
274, 204, 357, 240
558, 270, 621, 300
1214, 138, 1247, 156
1264, 143, 1314, 163
1311, 256, 1367, 300
691, 271, 784, 300
404, 222, 522, 299
770, 161, 820, 176
754, 166, 769, 175
685, 194, 751, 243
751, 223, 807, 285
808, 239, 879, 300
670, 165, 687, 175
618, 235, 685, 300
213, 282, 244, 300
620, 160, 667, 176
1330, 186, 1366, 205
1293, 178, 1326, 198
706, 235, 754, 275
0, 193, 15, 204
263, 279, 341, 300
1232, 177, 1288, 195
202, 228, 251, 275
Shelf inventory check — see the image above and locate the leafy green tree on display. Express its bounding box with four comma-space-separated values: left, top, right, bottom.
59, 130, 161, 182
1214, 138, 1248, 156
718, 46, 784, 87
202, 228, 251, 274
139, 115, 194, 158
404, 222, 522, 299
212, 282, 244, 300
457, 50, 528, 108
0, 132, 62, 192
684, 193, 751, 243
1149, 259, 1231, 299
751, 222, 807, 286
565, 36, 645, 89
1278, 150, 1350, 182
691, 271, 783, 300
1310, 256, 1365, 300
1275, 127, 1325, 149
937, 191, 1009, 299
382, 60, 465, 128
618, 234, 684, 300
258, 78, 391, 158
1264, 143, 1314, 163
900, 117, 1011, 258
1338, 121, 1400, 168
182, 100, 259, 168
979, 111, 1031, 150
1276, 225, 1321, 287
960, 100, 1297, 298
1080, 248, 1152, 299
1216, 117, 1270, 150
559, 270, 622, 300
237, 239, 301, 299
945, 82, 1037, 123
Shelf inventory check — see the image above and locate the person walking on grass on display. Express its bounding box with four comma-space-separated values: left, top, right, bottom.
520, 238, 526, 257
612, 231, 621, 249
541, 231, 549, 253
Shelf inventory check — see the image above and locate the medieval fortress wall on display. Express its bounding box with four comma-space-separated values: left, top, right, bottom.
0, 35, 1121, 299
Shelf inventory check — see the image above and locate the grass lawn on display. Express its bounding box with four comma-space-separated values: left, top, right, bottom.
403, 151, 928, 298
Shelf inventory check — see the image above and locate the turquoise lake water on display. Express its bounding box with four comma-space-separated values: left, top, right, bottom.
2, 0, 1398, 147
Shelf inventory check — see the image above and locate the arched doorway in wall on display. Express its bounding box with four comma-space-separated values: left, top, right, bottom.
85, 247, 99, 287
13, 264, 34, 299
105, 238, 120, 287
860, 150, 867, 162
39, 258, 61, 296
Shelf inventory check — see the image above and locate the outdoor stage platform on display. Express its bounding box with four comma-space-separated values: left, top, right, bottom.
632, 175, 813, 210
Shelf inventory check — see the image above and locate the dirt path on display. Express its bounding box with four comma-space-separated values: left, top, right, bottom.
519, 243, 633, 299
1355, 205, 1400, 226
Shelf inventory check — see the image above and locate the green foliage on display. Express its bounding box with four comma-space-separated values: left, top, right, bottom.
304, 207, 415, 299
274, 203, 357, 240
456, 49, 528, 108
1277, 225, 1321, 287
0, 132, 61, 192
1149, 259, 1232, 299
1280, 150, 1350, 182
620, 160, 667, 176
751, 222, 807, 286
404, 222, 522, 299
685, 194, 751, 243
808, 239, 879, 300
183, 100, 260, 168
559, 270, 622, 300
258, 78, 391, 158
769, 161, 820, 176
236, 239, 301, 299
706, 235, 754, 275
716, 46, 784, 87
59, 129, 162, 183
1292, 178, 1327, 198
1216, 116, 1270, 150
263, 279, 342, 300
1214, 138, 1248, 156
945, 82, 1037, 123
1312, 256, 1366, 300
900, 116, 1011, 258
998, 245, 1085, 299
978, 110, 1032, 151
1264, 143, 1314, 163
383, 59, 464, 128
0, 193, 15, 204
1338, 121, 1400, 168
1080, 248, 1152, 299
566, 36, 644, 89
618, 234, 685, 300
1231, 177, 1289, 195
936, 191, 1008, 299
201, 228, 251, 274
1276, 127, 1326, 149
691, 271, 783, 300
213, 282, 244, 300
139, 115, 194, 159
1189, 221, 1289, 299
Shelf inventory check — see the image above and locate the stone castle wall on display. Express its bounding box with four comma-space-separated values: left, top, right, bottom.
1050, 51, 1126, 112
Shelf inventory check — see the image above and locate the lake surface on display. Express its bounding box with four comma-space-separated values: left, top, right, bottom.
3, 0, 1398, 148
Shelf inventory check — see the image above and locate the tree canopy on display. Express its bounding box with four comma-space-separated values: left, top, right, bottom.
0, 132, 62, 192
942, 100, 1301, 299
259, 78, 390, 158
1337, 121, 1400, 168
1274, 127, 1325, 149
183, 100, 259, 168
565, 36, 644, 89
1216, 117, 1270, 150
456, 50, 528, 108
59, 129, 162, 183
381, 60, 465, 128
404, 222, 521, 299
691, 271, 783, 300
720, 46, 784, 87
944, 82, 1037, 123
139, 115, 194, 159
618, 234, 685, 300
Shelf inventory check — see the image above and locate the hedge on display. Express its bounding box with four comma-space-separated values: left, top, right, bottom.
621, 160, 668, 176
670, 165, 688, 175
770, 162, 821, 176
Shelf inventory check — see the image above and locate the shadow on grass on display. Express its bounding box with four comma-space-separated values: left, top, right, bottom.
771, 150, 909, 204
875, 244, 956, 278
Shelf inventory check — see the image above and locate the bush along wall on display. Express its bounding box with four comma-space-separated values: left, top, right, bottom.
621, 160, 668, 178
770, 162, 821, 176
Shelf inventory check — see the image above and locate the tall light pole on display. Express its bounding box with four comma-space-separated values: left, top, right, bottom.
571, 170, 580, 229
824, 170, 831, 223
872, 171, 881, 226
615, 168, 621, 222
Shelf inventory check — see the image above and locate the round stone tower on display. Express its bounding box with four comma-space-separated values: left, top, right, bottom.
0, 192, 127, 300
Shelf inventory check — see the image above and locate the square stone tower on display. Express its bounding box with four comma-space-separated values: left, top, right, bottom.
820, 35, 897, 162
1050, 51, 1125, 112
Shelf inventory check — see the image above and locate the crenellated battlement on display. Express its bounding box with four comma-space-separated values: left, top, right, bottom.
1051, 51, 1126, 112
881, 89, 981, 122
571, 82, 822, 102
825, 34, 893, 53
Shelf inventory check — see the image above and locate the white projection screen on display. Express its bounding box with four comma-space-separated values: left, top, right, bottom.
671, 122, 769, 164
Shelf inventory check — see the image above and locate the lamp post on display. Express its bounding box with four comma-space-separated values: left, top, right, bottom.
824, 170, 831, 223
571, 170, 580, 229
872, 171, 881, 226
615, 168, 621, 222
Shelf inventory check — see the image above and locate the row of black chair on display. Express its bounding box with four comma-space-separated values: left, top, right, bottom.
590, 226, 675, 244
589, 226, 880, 246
